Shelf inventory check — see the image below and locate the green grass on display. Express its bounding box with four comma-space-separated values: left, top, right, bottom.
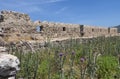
11, 36, 120, 79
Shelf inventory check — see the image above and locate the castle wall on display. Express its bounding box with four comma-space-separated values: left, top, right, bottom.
81, 25, 117, 37
38, 22, 80, 38
0, 10, 118, 40
35, 21, 118, 38
109, 28, 118, 35
0, 10, 30, 22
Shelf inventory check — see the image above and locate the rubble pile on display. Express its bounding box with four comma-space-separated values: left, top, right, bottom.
0, 10, 36, 44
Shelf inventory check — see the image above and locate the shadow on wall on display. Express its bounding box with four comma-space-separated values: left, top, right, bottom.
80, 25, 84, 36
0, 15, 4, 22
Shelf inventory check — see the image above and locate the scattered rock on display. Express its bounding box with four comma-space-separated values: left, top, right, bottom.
0, 53, 20, 78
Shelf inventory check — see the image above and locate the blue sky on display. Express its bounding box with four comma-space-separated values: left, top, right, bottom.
0, 0, 120, 27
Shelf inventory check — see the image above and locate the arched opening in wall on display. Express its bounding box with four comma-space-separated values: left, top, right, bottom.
92, 28, 94, 32
63, 27, 66, 31
81, 32, 84, 36
36, 25, 43, 32
0, 15, 4, 22
80, 25, 84, 31
0, 27, 3, 30
108, 28, 110, 33
100, 29, 102, 32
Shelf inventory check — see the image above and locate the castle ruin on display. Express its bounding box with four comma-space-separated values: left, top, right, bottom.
0, 10, 118, 44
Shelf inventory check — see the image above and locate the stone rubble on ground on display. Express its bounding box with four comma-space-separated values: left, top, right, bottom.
0, 47, 20, 79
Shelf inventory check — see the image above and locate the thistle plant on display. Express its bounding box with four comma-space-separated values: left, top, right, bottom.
69, 51, 75, 79
79, 57, 87, 79
58, 52, 66, 79
7, 36, 120, 79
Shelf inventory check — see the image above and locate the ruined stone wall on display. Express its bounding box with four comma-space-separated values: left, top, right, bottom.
0, 10, 34, 33
109, 28, 118, 35
82, 25, 116, 37
0, 10, 118, 43
101, 27, 110, 35
0, 10, 30, 22
36, 21, 80, 38
35, 21, 118, 38
0, 10, 36, 43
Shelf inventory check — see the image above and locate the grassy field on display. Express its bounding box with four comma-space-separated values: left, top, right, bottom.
11, 36, 120, 79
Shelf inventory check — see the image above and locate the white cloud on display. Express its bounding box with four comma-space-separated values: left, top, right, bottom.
44, 0, 66, 3
0, 1, 70, 22
0, 0, 66, 13
0, 1, 42, 13
20, 6, 42, 13
55, 7, 68, 14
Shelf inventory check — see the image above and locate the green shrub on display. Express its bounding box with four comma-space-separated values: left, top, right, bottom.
37, 59, 48, 79
97, 55, 118, 79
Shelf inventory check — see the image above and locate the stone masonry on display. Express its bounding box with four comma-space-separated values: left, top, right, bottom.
0, 10, 118, 44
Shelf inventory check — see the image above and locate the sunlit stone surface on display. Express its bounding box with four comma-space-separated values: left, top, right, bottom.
0, 53, 20, 78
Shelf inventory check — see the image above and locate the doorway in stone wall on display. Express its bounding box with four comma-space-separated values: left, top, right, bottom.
0, 15, 4, 22
108, 28, 110, 34
80, 25, 84, 36
63, 27, 66, 31
92, 28, 94, 32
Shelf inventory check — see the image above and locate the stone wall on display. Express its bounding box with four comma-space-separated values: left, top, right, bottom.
83, 25, 110, 37
0, 10, 30, 22
109, 28, 118, 35
0, 10, 34, 33
35, 21, 118, 38
35, 21, 81, 38
0, 10, 118, 44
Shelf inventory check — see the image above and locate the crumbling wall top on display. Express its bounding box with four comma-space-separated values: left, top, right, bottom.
0, 10, 31, 21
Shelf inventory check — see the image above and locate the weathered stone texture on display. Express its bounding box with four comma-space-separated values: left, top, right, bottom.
109, 28, 118, 35
0, 53, 20, 78
1, 10, 30, 22
0, 10, 118, 43
37, 22, 81, 38
83, 25, 110, 37
36, 22, 118, 38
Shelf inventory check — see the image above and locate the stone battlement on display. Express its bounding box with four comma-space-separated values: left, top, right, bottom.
35, 20, 118, 37
0, 10, 118, 43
